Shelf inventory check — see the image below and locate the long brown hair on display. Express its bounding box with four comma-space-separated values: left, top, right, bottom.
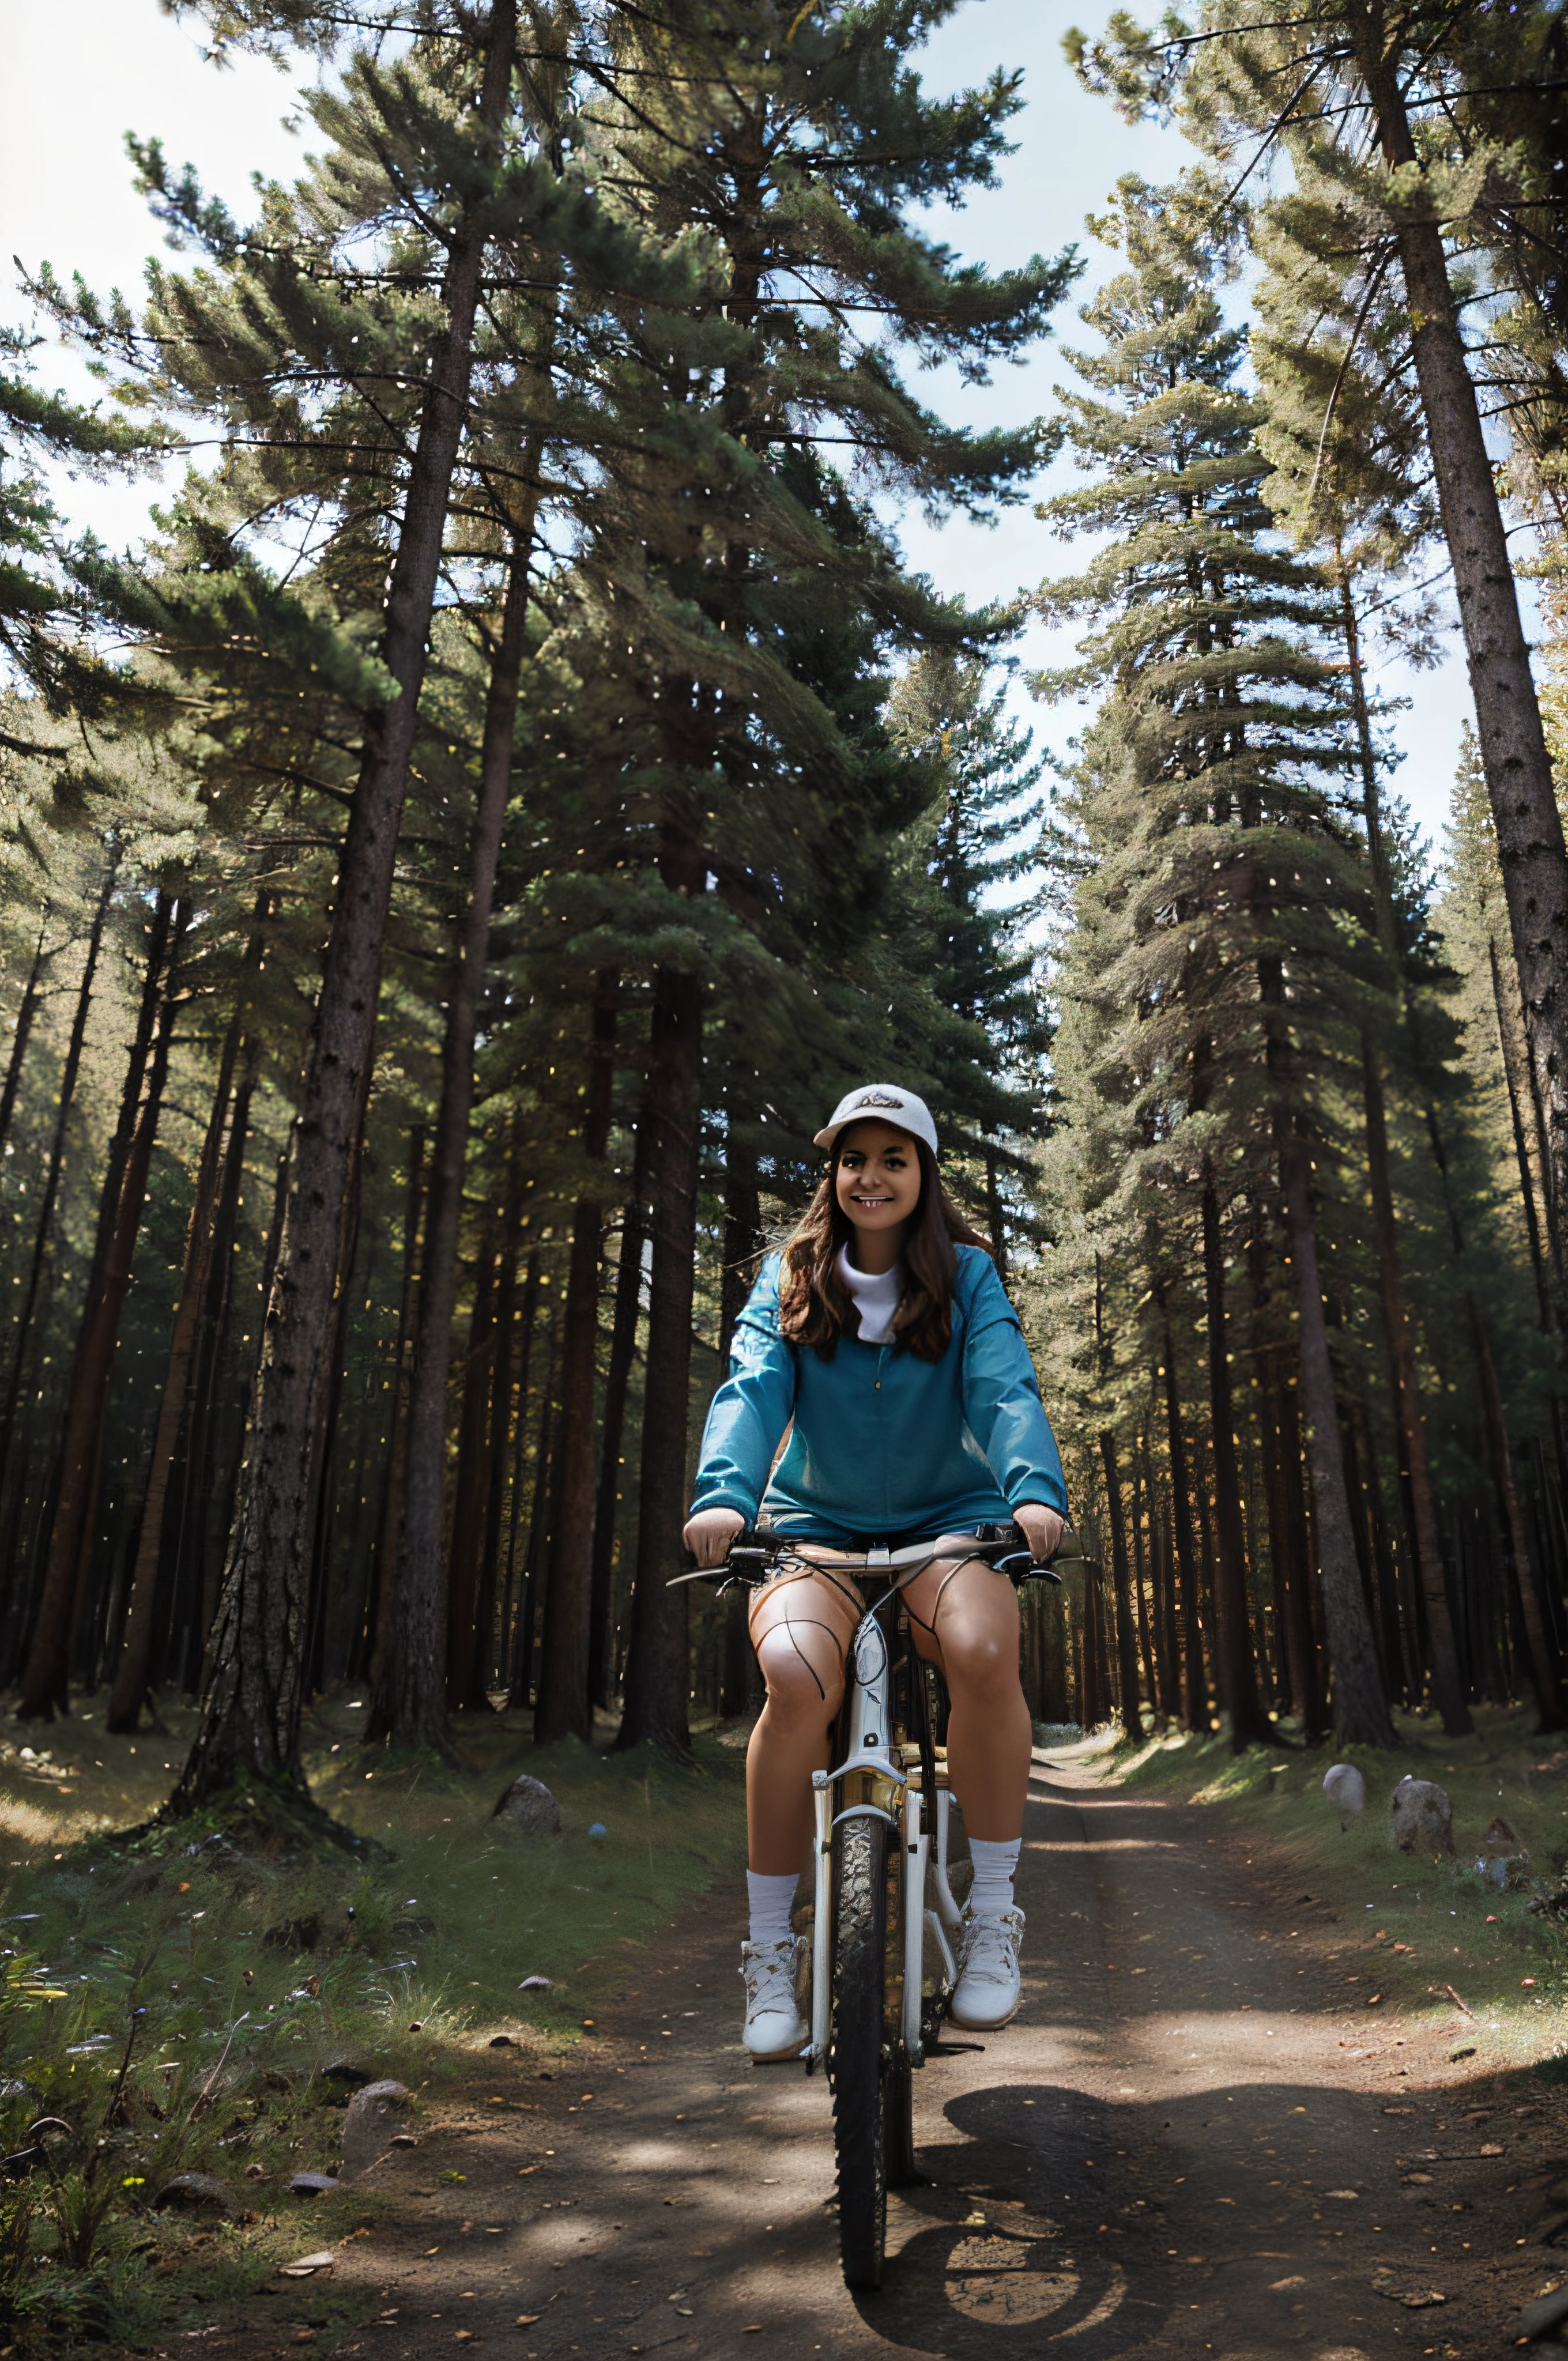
778, 1134, 992, 1363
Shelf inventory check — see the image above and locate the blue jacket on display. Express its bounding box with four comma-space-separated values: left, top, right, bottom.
689, 1246, 1067, 1538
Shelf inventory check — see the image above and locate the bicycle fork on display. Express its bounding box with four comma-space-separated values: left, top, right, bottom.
803, 1600, 962, 2069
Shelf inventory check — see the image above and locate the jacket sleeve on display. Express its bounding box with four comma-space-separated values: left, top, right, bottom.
959, 1256, 1069, 1517
688, 1255, 798, 1522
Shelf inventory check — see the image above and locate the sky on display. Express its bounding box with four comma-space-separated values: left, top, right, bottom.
0, 0, 1479, 851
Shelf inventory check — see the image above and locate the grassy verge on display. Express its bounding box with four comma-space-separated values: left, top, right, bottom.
1086, 1702, 1568, 2073
0, 1696, 749, 2348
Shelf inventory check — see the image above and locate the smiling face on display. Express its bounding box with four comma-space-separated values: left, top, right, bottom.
834, 1120, 923, 1268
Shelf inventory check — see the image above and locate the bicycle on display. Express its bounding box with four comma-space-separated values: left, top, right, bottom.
677, 1522, 1062, 2291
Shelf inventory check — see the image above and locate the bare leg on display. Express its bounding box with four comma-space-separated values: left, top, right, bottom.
745, 1567, 861, 1875
903, 1547, 1030, 1842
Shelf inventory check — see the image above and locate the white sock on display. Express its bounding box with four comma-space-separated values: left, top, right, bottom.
747, 1870, 798, 1948
967, 1836, 1022, 1919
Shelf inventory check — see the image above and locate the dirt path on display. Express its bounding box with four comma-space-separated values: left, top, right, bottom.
207, 1744, 1568, 2360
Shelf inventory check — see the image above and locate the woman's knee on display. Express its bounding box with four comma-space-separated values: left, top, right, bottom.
940, 1620, 1021, 1704
754, 1625, 842, 1722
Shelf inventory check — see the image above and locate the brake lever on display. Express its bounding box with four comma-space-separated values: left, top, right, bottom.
996, 1547, 1064, 1587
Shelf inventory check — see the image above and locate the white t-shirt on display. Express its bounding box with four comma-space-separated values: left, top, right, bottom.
836, 1244, 902, 1345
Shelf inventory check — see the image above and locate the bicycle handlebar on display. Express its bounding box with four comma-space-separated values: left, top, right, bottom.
670, 1521, 1067, 1589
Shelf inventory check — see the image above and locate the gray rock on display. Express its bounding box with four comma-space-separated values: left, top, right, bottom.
1322, 1762, 1366, 1829
493, 1774, 561, 1836
1518, 2281, 1568, 2341
288, 2171, 340, 2196
153, 2173, 239, 2217
1391, 1775, 1454, 1858
319, 2047, 375, 2087
340, 2079, 412, 2182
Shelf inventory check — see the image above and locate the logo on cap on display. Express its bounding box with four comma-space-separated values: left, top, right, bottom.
854, 1090, 904, 1110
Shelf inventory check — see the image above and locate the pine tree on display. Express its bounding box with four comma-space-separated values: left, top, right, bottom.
1068, 3, 1568, 1259
1036, 170, 1394, 1748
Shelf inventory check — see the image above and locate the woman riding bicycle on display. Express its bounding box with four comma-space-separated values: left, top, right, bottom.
683, 1083, 1067, 2062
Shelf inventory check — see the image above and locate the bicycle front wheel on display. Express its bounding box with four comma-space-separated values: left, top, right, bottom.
831, 1813, 889, 2289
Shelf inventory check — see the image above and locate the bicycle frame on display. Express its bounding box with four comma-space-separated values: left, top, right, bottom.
802, 1541, 971, 2068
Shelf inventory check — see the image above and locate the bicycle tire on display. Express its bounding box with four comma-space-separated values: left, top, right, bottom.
831, 1813, 889, 2290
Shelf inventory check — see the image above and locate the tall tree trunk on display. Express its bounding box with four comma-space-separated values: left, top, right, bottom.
451, 1121, 529, 1711
589, 1107, 654, 1707
106, 988, 252, 1733
536, 975, 619, 1744
1490, 937, 1558, 1318
20, 896, 187, 1719
0, 847, 119, 1581
511, 1315, 560, 1710
166, 1056, 257, 1692
1269, 1365, 1326, 1737
1130, 1452, 1158, 1713
172, 2, 520, 1812
1160, 1311, 1207, 1733
444, 1235, 501, 1711
1359, 1040, 1470, 1732
615, 952, 702, 1756
1280, 1133, 1397, 1746
392, 516, 539, 1753
1098, 1431, 1143, 1742
496, 1251, 541, 1694
0, 910, 49, 1159
364, 1129, 427, 1741
1348, 57, 1568, 1238
1200, 1178, 1270, 1747
717, 1141, 763, 1719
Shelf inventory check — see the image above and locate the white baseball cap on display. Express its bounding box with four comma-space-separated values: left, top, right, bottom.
813, 1084, 939, 1161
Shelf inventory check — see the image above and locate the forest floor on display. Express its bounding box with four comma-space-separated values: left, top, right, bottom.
2, 1702, 1568, 2355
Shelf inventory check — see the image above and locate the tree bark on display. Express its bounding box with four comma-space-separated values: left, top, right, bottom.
1351, 44, 1568, 1241
0, 846, 119, 1585
1130, 1446, 1159, 1713
444, 1235, 500, 1711
171, 3, 519, 1813
1280, 1132, 1397, 1746
614, 952, 702, 1755
392, 519, 537, 1753
1159, 1311, 1207, 1732
1200, 1178, 1271, 1747
589, 1106, 654, 1707
535, 975, 619, 1744
0, 911, 49, 1160
1099, 1430, 1144, 1741
1358, 1041, 1471, 1732
363, 1129, 427, 1741
107, 982, 252, 1733
20, 895, 187, 1719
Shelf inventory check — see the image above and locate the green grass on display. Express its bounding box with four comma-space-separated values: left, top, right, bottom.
1095, 1702, 1568, 2069
0, 1696, 750, 2347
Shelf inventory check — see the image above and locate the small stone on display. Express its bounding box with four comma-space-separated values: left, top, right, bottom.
278, 2251, 336, 2279
288, 2172, 340, 2196
493, 1774, 561, 1836
319, 2048, 375, 2087
340, 2080, 412, 2182
1322, 1763, 1365, 1829
152, 2173, 239, 2217
1390, 1775, 1454, 1858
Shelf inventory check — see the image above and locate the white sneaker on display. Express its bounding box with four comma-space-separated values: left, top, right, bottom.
949, 1906, 1024, 2031
740, 1936, 808, 2061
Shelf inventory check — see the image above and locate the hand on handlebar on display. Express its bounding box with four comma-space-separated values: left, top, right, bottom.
1013, 1504, 1065, 1565
683, 1506, 745, 1568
